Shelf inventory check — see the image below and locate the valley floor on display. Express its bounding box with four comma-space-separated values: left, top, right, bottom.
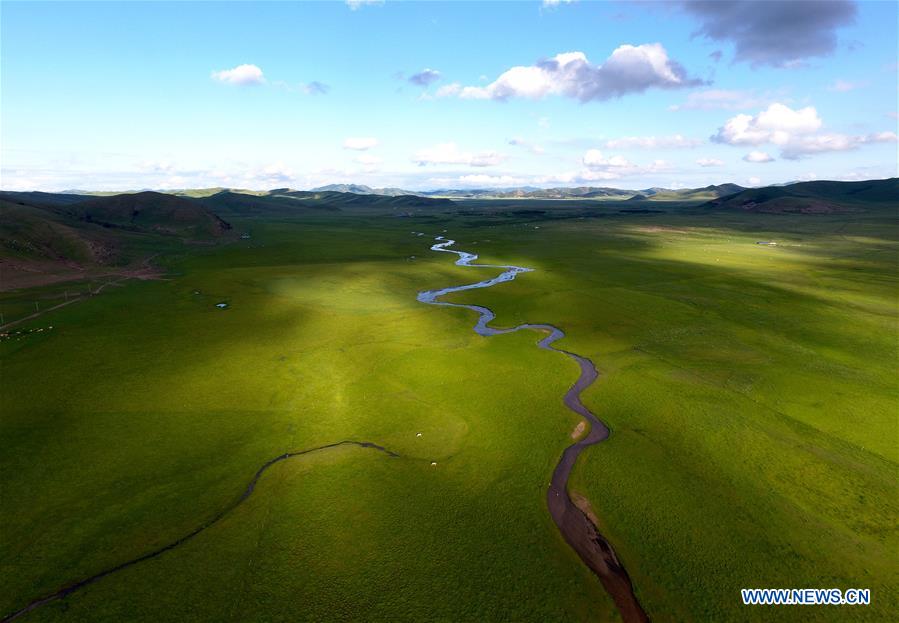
1, 204, 896, 622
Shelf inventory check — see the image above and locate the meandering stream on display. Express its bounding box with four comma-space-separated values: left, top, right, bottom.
418, 237, 649, 623
5, 237, 648, 622
1, 441, 400, 622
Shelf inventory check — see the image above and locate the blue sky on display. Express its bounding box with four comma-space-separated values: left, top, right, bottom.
2, 0, 897, 191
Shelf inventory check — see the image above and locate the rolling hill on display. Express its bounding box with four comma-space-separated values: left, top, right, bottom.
200, 189, 453, 215
0, 191, 232, 290
705, 178, 898, 213
630, 184, 746, 202
63, 192, 232, 238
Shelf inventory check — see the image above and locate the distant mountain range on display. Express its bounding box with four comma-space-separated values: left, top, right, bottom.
0, 187, 453, 290
3, 179, 895, 291
15, 179, 898, 207
309, 183, 749, 200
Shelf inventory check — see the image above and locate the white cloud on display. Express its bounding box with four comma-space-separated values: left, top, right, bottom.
575, 149, 671, 180
604, 134, 702, 149
433, 83, 462, 98
781, 132, 897, 159
714, 103, 898, 159
583, 150, 633, 169
346, 0, 383, 9
211, 64, 266, 86
747, 176, 762, 186
542, 0, 575, 7
343, 137, 379, 151
743, 151, 775, 163
713, 103, 823, 146
413, 143, 505, 167
439, 44, 700, 102
696, 158, 724, 167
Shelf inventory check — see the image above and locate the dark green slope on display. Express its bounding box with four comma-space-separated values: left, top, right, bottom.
0, 197, 108, 265
64, 191, 232, 238
706, 178, 898, 213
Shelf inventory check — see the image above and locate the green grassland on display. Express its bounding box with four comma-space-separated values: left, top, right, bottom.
1, 196, 897, 621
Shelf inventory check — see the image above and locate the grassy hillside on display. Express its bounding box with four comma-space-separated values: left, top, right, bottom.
0, 192, 230, 292
65, 191, 232, 238
0, 199, 102, 265
0, 191, 95, 206
706, 178, 898, 213
272, 189, 453, 210
197, 189, 453, 217
633, 184, 746, 202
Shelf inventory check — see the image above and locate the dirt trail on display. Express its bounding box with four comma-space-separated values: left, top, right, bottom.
1, 441, 400, 622
418, 237, 649, 623
0, 279, 126, 331
1, 254, 164, 330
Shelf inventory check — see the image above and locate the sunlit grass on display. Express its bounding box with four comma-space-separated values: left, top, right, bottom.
2, 209, 896, 622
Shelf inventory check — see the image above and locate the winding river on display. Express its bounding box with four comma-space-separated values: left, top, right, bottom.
5, 237, 648, 622
418, 236, 649, 623
1, 441, 400, 622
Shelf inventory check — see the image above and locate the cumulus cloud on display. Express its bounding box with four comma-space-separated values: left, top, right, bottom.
413, 143, 505, 167
712, 103, 822, 145
604, 134, 702, 149
508, 137, 545, 154
668, 89, 769, 111
680, 0, 857, 67
438, 44, 701, 102
747, 176, 762, 186
583, 150, 633, 169
578, 149, 671, 180
780, 132, 896, 159
712, 102, 898, 159
343, 137, 379, 151
409, 69, 441, 87
542, 0, 575, 8
743, 151, 774, 163
696, 158, 724, 167
211, 64, 266, 86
